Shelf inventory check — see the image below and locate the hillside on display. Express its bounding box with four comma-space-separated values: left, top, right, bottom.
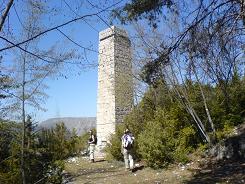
39, 117, 96, 135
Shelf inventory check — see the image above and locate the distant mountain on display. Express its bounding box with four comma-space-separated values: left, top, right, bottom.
39, 117, 96, 135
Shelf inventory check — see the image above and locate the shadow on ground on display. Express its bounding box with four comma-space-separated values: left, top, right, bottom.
64, 164, 122, 183
95, 159, 106, 163
132, 165, 144, 173
185, 158, 245, 184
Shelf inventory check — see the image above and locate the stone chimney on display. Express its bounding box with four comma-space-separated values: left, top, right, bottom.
96, 26, 133, 151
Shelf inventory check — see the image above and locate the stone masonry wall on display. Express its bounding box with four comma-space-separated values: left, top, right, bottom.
96, 26, 133, 147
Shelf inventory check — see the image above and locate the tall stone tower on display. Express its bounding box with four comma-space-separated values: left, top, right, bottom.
96, 26, 133, 148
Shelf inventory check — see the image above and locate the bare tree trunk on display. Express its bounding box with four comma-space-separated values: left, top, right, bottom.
21, 55, 26, 184
0, 0, 14, 32
192, 64, 216, 134
166, 66, 210, 143
240, 0, 245, 25
181, 90, 210, 143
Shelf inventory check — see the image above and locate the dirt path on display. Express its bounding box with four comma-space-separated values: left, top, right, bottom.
64, 157, 198, 184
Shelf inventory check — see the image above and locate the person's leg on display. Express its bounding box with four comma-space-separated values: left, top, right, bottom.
123, 149, 129, 169
89, 144, 95, 162
128, 151, 134, 170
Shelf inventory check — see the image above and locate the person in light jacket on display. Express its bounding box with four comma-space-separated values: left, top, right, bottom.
121, 128, 134, 171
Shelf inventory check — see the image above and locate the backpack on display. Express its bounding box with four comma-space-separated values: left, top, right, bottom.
123, 134, 134, 150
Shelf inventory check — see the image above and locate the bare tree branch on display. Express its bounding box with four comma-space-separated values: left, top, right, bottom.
0, 0, 123, 52
0, 0, 14, 32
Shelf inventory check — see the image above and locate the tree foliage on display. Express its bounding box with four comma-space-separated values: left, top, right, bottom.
0, 120, 85, 184
112, 0, 173, 28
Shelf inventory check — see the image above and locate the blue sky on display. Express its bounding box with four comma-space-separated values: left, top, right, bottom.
35, 67, 98, 121
0, 0, 132, 122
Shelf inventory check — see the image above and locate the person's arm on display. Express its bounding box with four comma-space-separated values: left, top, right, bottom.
132, 135, 135, 141
88, 135, 92, 144
121, 136, 124, 153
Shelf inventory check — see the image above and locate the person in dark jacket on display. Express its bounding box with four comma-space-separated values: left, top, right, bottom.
88, 130, 96, 163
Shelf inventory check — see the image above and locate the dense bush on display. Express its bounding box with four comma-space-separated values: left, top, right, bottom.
0, 121, 21, 183
138, 109, 196, 168
105, 124, 125, 161
138, 116, 175, 168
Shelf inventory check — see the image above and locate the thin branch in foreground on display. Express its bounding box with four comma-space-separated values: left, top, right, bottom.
0, 0, 123, 52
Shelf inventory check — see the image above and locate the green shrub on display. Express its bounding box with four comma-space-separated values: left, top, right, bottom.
137, 109, 200, 168
138, 110, 177, 168
173, 126, 196, 163
138, 121, 174, 168
105, 124, 125, 161
216, 122, 235, 140
77, 130, 91, 154
46, 160, 64, 184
